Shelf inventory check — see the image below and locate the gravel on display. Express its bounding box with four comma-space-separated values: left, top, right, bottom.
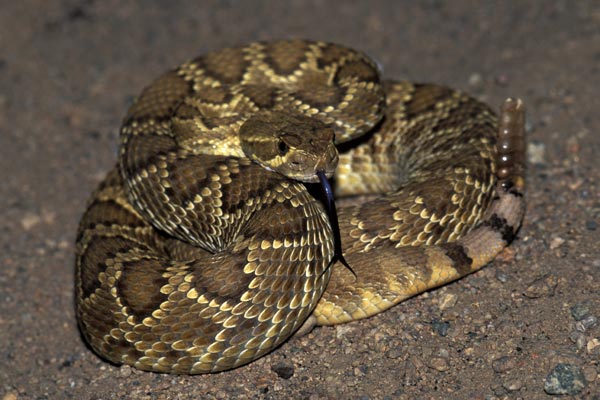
2, 1, 599, 398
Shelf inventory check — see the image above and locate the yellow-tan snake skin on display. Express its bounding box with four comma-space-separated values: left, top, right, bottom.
75, 40, 526, 374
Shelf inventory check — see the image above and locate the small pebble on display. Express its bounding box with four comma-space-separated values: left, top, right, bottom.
587, 338, 600, 353
575, 315, 598, 332
570, 303, 591, 321
585, 219, 597, 231
494, 73, 510, 87
335, 324, 354, 339
543, 363, 587, 395
468, 73, 483, 88
582, 366, 597, 383
502, 377, 523, 392
21, 213, 41, 230
428, 357, 450, 372
527, 141, 546, 164
549, 237, 565, 250
491, 356, 516, 373
431, 319, 450, 337
272, 361, 295, 379
469, 72, 483, 86
523, 274, 558, 298
569, 331, 587, 349
495, 271, 509, 283
490, 382, 505, 396
386, 349, 403, 359
438, 293, 458, 310
118, 365, 132, 378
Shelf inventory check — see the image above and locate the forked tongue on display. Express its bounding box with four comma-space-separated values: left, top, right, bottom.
317, 170, 355, 276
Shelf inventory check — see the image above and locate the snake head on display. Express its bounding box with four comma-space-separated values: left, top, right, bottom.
239, 111, 339, 183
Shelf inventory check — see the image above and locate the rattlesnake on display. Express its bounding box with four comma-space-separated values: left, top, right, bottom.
75, 40, 526, 374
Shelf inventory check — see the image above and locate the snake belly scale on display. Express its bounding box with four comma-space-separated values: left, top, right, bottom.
75, 40, 526, 374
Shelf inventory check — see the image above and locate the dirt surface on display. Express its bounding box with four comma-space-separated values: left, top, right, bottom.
2, 1, 599, 399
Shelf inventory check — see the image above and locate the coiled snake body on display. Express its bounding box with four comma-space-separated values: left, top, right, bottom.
76, 40, 526, 374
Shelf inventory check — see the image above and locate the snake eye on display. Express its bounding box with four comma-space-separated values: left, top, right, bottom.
278, 140, 289, 155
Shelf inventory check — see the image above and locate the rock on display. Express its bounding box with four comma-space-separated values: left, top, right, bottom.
468, 73, 483, 88
570, 303, 591, 321
491, 356, 516, 373
527, 141, 547, 165
569, 331, 586, 349
549, 237, 565, 250
272, 361, 295, 379
575, 315, 598, 332
523, 274, 558, 298
502, 377, 524, 392
335, 324, 355, 339
428, 357, 449, 372
21, 213, 41, 230
431, 319, 450, 337
495, 271, 509, 283
386, 349, 403, 359
587, 338, 600, 354
582, 365, 597, 383
438, 293, 458, 310
118, 364, 132, 378
585, 219, 597, 231
543, 363, 587, 395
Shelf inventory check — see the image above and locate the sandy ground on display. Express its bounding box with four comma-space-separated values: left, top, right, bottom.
1, 1, 599, 399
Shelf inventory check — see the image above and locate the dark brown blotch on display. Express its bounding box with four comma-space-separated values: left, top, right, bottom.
316, 42, 350, 67
263, 40, 311, 76
79, 199, 146, 233
190, 250, 254, 305
333, 59, 380, 84
78, 236, 149, 299
117, 258, 171, 321
199, 46, 249, 84
293, 85, 344, 110
441, 243, 473, 277
483, 214, 516, 244
404, 84, 454, 120
238, 85, 278, 109
121, 132, 178, 175
125, 70, 194, 123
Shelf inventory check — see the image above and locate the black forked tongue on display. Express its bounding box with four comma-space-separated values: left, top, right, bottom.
316, 170, 356, 277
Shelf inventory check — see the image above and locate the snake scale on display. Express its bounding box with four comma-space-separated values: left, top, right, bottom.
75, 40, 526, 374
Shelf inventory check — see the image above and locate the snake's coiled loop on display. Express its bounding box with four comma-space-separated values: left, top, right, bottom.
76, 40, 526, 374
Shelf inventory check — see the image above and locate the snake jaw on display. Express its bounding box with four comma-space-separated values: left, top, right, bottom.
317, 170, 355, 276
